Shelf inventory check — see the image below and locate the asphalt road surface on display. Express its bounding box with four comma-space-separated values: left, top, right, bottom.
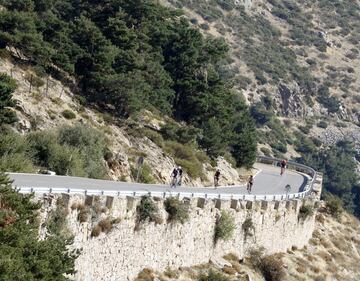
8, 164, 308, 196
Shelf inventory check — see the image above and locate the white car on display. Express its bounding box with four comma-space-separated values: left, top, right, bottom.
38, 170, 56, 176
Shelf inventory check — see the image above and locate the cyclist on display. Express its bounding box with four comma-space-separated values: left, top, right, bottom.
170, 167, 178, 188
247, 175, 254, 193
280, 159, 287, 176
177, 166, 183, 187
214, 169, 221, 188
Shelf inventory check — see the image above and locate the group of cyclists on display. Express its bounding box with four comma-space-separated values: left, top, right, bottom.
170, 159, 288, 193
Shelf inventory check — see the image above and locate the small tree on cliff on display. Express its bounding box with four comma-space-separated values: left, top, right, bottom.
0, 172, 77, 280
0, 73, 18, 125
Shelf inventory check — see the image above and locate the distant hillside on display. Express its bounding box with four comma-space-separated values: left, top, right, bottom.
162, 0, 360, 216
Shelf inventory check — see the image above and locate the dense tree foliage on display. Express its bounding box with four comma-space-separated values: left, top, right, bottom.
298, 141, 360, 216
0, 124, 108, 178
0, 73, 17, 125
0, 173, 77, 280
0, 0, 257, 167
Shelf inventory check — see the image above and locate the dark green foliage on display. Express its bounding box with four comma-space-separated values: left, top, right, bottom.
250, 103, 272, 125
131, 164, 156, 184
242, 217, 255, 239
0, 124, 108, 178
164, 141, 205, 178
0, 73, 18, 125
298, 205, 314, 221
214, 210, 235, 242
198, 269, 230, 281
298, 141, 359, 216
317, 120, 328, 128
0, 0, 257, 169
62, 109, 76, 119
136, 196, 162, 228
164, 197, 189, 224
325, 196, 343, 218
316, 86, 340, 113
0, 173, 77, 280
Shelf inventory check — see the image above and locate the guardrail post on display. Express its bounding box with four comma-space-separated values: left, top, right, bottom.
197, 198, 206, 208
246, 201, 252, 210
85, 195, 94, 206
106, 196, 114, 209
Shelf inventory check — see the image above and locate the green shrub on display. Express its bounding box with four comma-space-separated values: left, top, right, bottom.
0, 73, 18, 125
242, 218, 255, 239
98, 218, 113, 233
271, 142, 287, 154
58, 124, 108, 178
259, 255, 285, 281
200, 23, 210, 30
164, 141, 204, 178
164, 197, 189, 224
298, 125, 310, 134
325, 197, 343, 218
0, 153, 35, 173
215, 211, 235, 242
136, 196, 162, 229
317, 120, 328, 128
62, 109, 76, 119
142, 128, 164, 147
131, 164, 156, 184
248, 248, 284, 281
260, 147, 271, 156
25, 73, 45, 88
298, 205, 314, 221
198, 269, 230, 281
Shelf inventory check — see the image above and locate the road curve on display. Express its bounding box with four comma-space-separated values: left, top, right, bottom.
8, 164, 308, 196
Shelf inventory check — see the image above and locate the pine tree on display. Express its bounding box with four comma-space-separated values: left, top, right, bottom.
0, 172, 78, 280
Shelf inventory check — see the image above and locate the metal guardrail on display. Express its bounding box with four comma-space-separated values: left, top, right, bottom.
15, 156, 317, 202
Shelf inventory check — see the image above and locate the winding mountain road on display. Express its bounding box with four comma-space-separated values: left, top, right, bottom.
8, 163, 309, 197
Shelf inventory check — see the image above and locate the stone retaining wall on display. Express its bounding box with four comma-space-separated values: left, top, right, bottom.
37, 194, 318, 281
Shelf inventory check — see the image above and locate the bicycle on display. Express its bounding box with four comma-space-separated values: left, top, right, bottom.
170, 177, 177, 188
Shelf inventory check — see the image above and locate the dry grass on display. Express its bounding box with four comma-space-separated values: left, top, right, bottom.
222, 265, 236, 275
223, 253, 239, 262
332, 238, 349, 251
316, 214, 325, 224
310, 266, 320, 273
91, 225, 102, 237
319, 238, 331, 248
164, 267, 178, 278
296, 265, 306, 273
317, 251, 332, 262
98, 218, 112, 233
78, 207, 89, 223
134, 268, 155, 281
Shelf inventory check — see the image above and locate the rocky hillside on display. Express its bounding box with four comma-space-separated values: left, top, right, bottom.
135, 207, 360, 281
0, 56, 248, 187
163, 0, 360, 155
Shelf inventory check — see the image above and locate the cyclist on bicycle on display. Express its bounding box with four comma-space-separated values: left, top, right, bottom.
214, 169, 220, 188
280, 159, 287, 176
170, 167, 178, 188
247, 175, 254, 193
